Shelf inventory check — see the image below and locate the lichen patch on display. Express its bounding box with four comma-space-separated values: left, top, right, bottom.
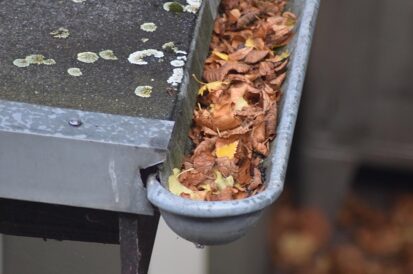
184, 0, 202, 13
13, 54, 56, 67
167, 68, 184, 86
77, 52, 99, 63
163, 0, 202, 14
162, 41, 178, 53
99, 50, 118, 60
170, 59, 185, 67
13, 59, 30, 68
50, 27, 70, 39
67, 67, 82, 77
140, 22, 157, 32
177, 55, 187, 61
25, 54, 46, 65
128, 49, 164, 65
176, 50, 188, 55
71, 0, 86, 3
42, 59, 56, 65
134, 85, 153, 98
163, 2, 184, 12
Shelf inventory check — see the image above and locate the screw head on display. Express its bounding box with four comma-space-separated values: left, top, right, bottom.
68, 119, 82, 127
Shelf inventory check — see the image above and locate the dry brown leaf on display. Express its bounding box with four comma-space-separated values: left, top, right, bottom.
193, 153, 215, 174
244, 50, 269, 64
228, 47, 253, 61
204, 61, 250, 82
212, 103, 241, 130
237, 8, 260, 29
228, 9, 241, 23
266, 102, 278, 138
215, 157, 239, 177
248, 168, 262, 191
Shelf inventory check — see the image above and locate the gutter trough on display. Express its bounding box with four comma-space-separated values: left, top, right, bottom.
148, 0, 320, 245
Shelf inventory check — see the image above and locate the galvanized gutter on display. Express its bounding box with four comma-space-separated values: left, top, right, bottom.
147, 0, 321, 245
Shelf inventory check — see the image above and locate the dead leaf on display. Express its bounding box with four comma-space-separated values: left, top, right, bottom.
198, 81, 227, 96
228, 47, 253, 61
168, 168, 193, 197
244, 50, 270, 64
193, 152, 215, 174
214, 170, 234, 191
216, 140, 239, 159
203, 61, 250, 82
215, 157, 239, 177
237, 8, 260, 29
211, 187, 233, 201
248, 168, 262, 191
212, 103, 241, 130
212, 51, 229, 61
228, 9, 241, 23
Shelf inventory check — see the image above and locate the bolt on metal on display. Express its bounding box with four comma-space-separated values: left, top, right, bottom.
68, 119, 82, 127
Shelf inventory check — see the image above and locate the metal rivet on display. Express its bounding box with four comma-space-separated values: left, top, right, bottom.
68, 119, 82, 127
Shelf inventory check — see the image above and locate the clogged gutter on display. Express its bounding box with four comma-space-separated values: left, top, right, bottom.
168, 0, 296, 201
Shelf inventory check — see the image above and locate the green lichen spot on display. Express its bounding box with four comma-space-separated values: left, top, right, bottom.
140, 22, 157, 32
43, 59, 56, 65
141, 38, 149, 43
99, 50, 118, 60
162, 41, 178, 53
13, 58, 30, 68
134, 86, 153, 98
163, 2, 184, 12
50, 27, 70, 39
77, 52, 99, 63
26, 54, 46, 65
13, 54, 56, 67
67, 67, 82, 77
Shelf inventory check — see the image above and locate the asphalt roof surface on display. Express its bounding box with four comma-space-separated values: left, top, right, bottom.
0, 0, 197, 119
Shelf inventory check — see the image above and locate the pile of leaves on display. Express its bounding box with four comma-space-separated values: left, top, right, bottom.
269, 193, 413, 274
168, 0, 296, 201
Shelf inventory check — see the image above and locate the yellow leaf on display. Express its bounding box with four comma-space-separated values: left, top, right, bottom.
234, 183, 246, 191
235, 97, 249, 111
168, 168, 193, 196
286, 18, 296, 27
274, 50, 290, 62
191, 191, 208, 201
216, 140, 239, 159
168, 169, 210, 200
212, 51, 229, 61
199, 184, 212, 192
245, 38, 256, 48
214, 170, 234, 191
279, 50, 290, 60
198, 81, 226, 95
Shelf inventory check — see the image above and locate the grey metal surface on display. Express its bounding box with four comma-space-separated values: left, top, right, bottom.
0, 100, 174, 214
0, 0, 197, 119
148, 0, 320, 244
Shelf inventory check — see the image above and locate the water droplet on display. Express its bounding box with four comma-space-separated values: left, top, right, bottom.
194, 243, 205, 249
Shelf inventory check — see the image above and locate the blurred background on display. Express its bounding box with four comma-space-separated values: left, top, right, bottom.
0, 0, 412, 273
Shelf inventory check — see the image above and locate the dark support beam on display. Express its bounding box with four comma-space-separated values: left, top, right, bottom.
119, 213, 160, 274
0, 199, 119, 244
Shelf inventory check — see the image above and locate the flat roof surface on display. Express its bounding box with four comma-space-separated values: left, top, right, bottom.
0, 0, 197, 119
